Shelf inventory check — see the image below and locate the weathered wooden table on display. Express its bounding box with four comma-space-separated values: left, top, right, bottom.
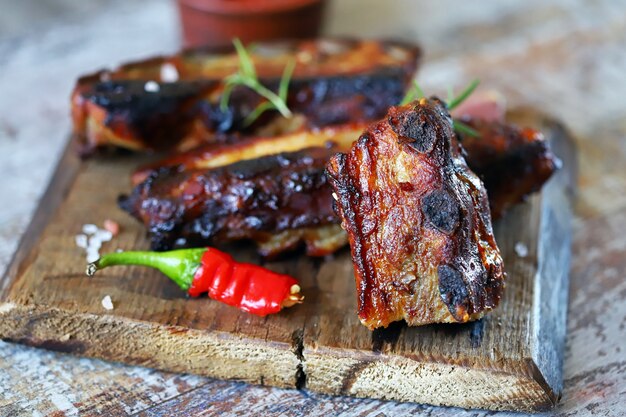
0, 0, 624, 415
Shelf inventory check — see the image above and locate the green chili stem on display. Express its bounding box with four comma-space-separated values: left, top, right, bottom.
87, 249, 206, 291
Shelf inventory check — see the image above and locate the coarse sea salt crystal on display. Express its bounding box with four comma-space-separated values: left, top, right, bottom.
515, 242, 529, 258
86, 250, 100, 263
88, 238, 102, 250
82, 224, 98, 235
144, 80, 160, 92
94, 229, 113, 242
79, 222, 118, 263
75, 234, 88, 249
160, 63, 179, 82
101, 295, 114, 310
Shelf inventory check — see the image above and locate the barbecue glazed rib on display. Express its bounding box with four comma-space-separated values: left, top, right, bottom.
326, 98, 505, 329
131, 121, 367, 185
119, 146, 345, 257
457, 116, 560, 218
72, 39, 420, 155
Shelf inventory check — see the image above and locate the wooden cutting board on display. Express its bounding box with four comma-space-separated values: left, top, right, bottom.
0, 109, 575, 412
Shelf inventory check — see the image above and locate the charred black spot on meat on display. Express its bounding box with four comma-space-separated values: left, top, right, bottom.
421, 188, 460, 234
438, 264, 470, 321
293, 68, 410, 127
88, 80, 215, 150
389, 109, 437, 153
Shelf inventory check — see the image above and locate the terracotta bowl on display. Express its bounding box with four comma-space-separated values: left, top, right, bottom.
177, 0, 327, 48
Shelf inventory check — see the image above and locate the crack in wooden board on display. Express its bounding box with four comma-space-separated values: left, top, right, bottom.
0, 109, 575, 412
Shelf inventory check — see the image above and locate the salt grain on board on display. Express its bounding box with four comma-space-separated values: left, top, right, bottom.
160, 63, 179, 82
94, 229, 113, 242
89, 237, 102, 248
86, 250, 100, 263
75, 234, 88, 249
82, 224, 98, 234
77, 222, 117, 263
101, 295, 114, 310
144, 80, 160, 92
515, 242, 529, 258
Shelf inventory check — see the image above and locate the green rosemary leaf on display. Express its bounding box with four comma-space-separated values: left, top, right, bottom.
244, 101, 275, 126
448, 79, 480, 110
400, 80, 425, 105
447, 85, 454, 104
279, 59, 296, 102
220, 39, 293, 124
453, 120, 480, 138
232, 38, 256, 79
251, 80, 292, 118
219, 77, 237, 112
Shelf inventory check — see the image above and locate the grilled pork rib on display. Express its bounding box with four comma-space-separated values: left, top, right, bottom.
131, 122, 367, 185
326, 98, 505, 329
72, 39, 420, 155
119, 146, 345, 257
458, 116, 559, 218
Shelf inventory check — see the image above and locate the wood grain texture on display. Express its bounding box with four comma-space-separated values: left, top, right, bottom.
0, 109, 574, 412
1, 0, 625, 416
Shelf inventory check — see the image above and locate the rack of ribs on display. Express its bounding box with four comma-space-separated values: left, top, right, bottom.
326, 98, 505, 329
71, 39, 421, 155
121, 114, 558, 259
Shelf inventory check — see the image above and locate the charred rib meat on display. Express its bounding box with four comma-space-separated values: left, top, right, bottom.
119, 146, 345, 257
456, 117, 560, 218
326, 98, 505, 329
72, 39, 420, 155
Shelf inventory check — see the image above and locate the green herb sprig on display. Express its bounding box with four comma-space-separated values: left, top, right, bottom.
452, 120, 479, 138
220, 38, 295, 126
448, 79, 481, 138
400, 80, 425, 105
401, 79, 481, 138
447, 79, 480, 111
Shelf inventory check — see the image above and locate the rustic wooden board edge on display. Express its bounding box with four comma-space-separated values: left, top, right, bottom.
302, 347, 553, 412
0, 139, 81, 298
0, 302, 301, 389
529, 118, 577, 405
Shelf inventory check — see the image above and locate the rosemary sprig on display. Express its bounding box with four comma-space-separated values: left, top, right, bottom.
400, 79, 481, 138
453, 120, 480, 137
447, 79, 480, 110
220, 38, 294, 126
400, 80, 425, 105
448, 79, 481, 138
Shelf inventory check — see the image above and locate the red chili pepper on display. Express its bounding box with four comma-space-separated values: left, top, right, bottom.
86, 247, 303, 316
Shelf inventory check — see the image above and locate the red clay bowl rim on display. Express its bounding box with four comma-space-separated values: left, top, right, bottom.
178, 0, 324, 15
